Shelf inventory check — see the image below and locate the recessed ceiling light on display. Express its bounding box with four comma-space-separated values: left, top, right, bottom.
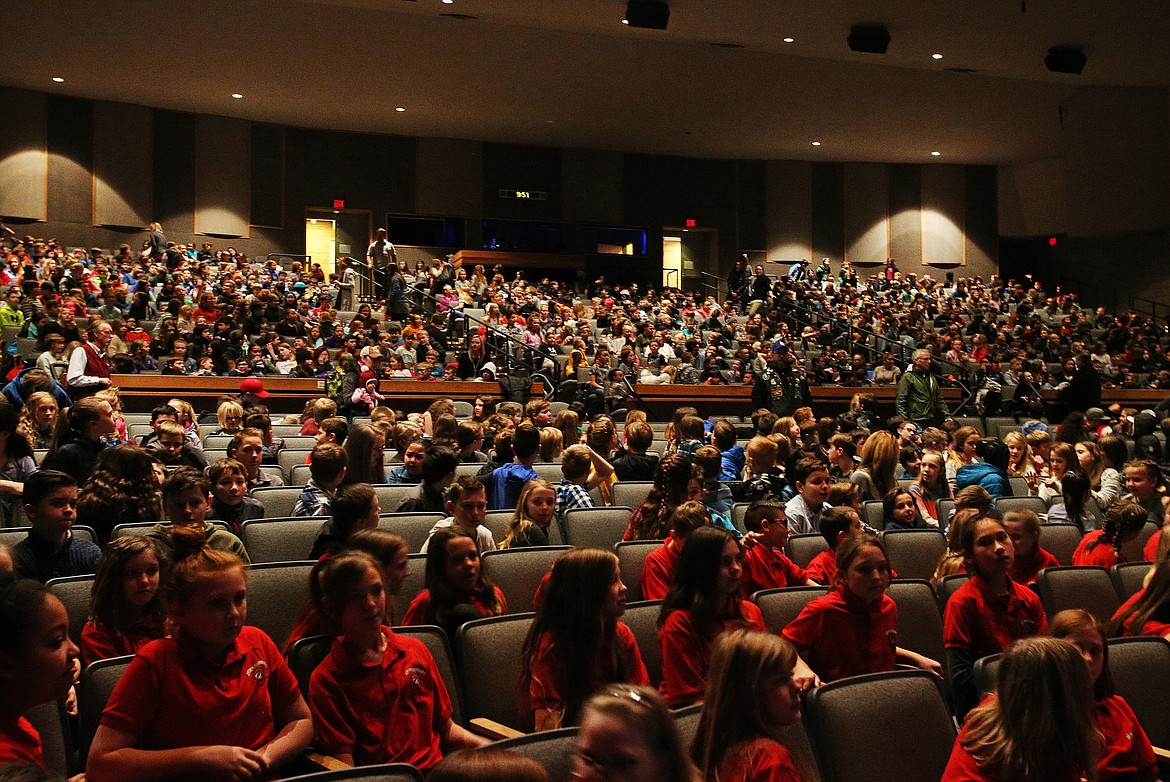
931, 151, 941, 156
52, 77, 64, 83
622, 18, 629, 24
783, 37, 795, 43
442, 0, 453, 4
932, 53, 943, 60
811, 141, 822, 146
231, 93, 243, 99
395, 106, 406, 112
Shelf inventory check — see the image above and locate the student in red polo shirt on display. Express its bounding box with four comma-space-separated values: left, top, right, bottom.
784, 533, 943, 683
308, 551, 487, 769
87, 536, 313, 782
81, 536, 168, 666
402, 528, 507, 642
1002, 509, 1060, 587
1108, 558, 1170, 639
1072, 500, 1148, 569
641, 501, 711, 601
0, 578, 80, 769
943, 514, 1048, 719
657, 527, 768, 708
804, 507, 863, 585
520, 549, 650, 731
1048, 609, 1157, 781
740, 501, 818, 595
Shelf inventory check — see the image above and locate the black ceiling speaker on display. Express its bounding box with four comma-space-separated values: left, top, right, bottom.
1045, 45, 1086, 74
848, 24, 890, 54
625, 1, 669, 29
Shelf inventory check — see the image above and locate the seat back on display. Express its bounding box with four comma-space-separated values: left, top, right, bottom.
1007, 476, 1030, 497
612, 482, 654, 510
0, 525, 97, 547
1108, 636, 1170, 749
78, 655, 133, 766
563, 506, 633, 549
886, 580, 945, 667
47, 574, 94, 646
786, 533, 830, 569
1121, 522, 1160, 563
972, 653, 1002, 698
287, 634, 333, 698
803, 670, 956, 782
615, 540, 663, 602
935, 499, 955, 528
531, 463, 564, 483
1036, 566, 1120, 621
994, 496, 1047, 516
246, 561, 315, 647
373, 484, 421, 514
621, 599, 665, 688
278, 449, 313, 481
241, 517, 322, 563
751, 586, 829, 634
489, 726, 579, 782
24, 700, 69, 776
281, 763, 425, 782
482, 510, 515, 546
392, 554, 428, 624
1040, 522, 1083, 566
378, 513, 446, 552
481, 546, 569, 613
731, 502, 750, 532
289, 464, 313, 486
457, 613, 536, 732
1111, 561, 1152, 602
881, 528, 947, 582
861, 500, 885, 531
935, 574, 970, 609
250, 486, 305, 520
111, 521, 230, 539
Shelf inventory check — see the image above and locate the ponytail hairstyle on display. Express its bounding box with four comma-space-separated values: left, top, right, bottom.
312, 550, 383, 625
628, 454, 696, 540
164, 528, 247, 609
48, 396, 110, 454
88, 536, 170, 638
519, 549, 626, 728
1087, 500, 1148, 560
1060, 470, 1092, 531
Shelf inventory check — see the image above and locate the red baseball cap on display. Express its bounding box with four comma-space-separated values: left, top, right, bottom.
239, 378, 269, 398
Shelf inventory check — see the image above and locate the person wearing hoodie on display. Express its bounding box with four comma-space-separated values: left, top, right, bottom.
1133, 410, 1163, 463
711, 419, 745, 482
611, 421, 659, 482
1, 366, 71, 411
955, 439, 1011, 499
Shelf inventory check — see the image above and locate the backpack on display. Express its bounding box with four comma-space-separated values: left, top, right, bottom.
324, 366, 347, 406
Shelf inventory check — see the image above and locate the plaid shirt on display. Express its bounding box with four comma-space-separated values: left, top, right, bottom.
292, 480, 331, 517
556, 479, 593, 527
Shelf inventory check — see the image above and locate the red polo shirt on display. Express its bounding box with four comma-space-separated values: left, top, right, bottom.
943, 717, 1082, 782
99, 626, 301, 752
1072, 531, 1118, 569
308, 628, 452, 770
1112, 590, 1170, 638
783, 588, 898, 682
943, 576, 1047, 658
527, 622, 650, 717
716, 738, 801, 782
0, 715, 44, 768
402, 586, 508, 626
1143, 528, 1164, 562
741, 545, 808, 596
804, 549, 837, 585
1007, 546, 1060, 587
640, 538, 680, 601
1096, 694, 1157, 780
658, 599, 765, 708
81, 616, 165, 666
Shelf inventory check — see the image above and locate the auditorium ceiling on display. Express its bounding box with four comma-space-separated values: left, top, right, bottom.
4, 0, 1169, 164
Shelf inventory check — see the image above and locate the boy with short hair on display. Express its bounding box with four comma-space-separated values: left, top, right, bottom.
732, 435, 788, 504
150, 467, 249, 561
825, 434, 857, 481
421, 476, 494, 553
555, 444, 614, 528
455, 420, 487, 463
149, 420, 208, 470
398, 446, 459, 513
611, 420, 658, 482
711, 419, 744, 482
293, 443, 348, 517
228, 427, 284, 488
641, 500, 711, 601
693, 445, 733, 516
740, 500, 816, 594
524, 399, 552, 428
489, 424, 541, 510
136, 404, 179, 450
206, 457, 266, 532
315, 417, 349, 448
13, 470, 99, 582
244, 410, 284, 466
784, 458, 833, 534
300, 398, 337, 436
804, 506, 863, 585
310, 483, 381, 559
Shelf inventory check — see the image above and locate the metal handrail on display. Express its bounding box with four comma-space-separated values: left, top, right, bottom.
698, 271, 724, 301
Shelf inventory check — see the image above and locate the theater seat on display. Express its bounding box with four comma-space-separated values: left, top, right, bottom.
1107, 637, 1170, 755
78, 655, 134, 767
1039, 522, 1082, 566
1036, 565, 1120, 621
282, 764, 424, 782
615, 540, 664, 602
785, 533, 829, 570
563, 506, 633, 549
458, 613, 536, 735
250, 487, 306, 521
1111, 561, 1152, 602
489, 727, 578, 782
611, 481, 654, 510
621, 599, 665, 688
751, 586, 829, 635
242, 517, 322, 563
882, 528, 947, 582
247, 561, 315, 647
482, 546, 569, 612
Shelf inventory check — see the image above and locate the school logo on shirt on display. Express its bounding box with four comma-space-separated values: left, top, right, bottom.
886, 629, 898, 649
245, 659, 269, 683
404, 665, 431, 692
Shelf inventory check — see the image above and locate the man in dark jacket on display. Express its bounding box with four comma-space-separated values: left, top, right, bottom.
752, 341, 810, 418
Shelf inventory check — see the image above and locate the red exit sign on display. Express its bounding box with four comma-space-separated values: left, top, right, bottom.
333, 199, 345, 209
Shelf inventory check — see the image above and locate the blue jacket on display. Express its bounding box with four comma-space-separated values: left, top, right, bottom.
955, 461, 1010, 499
2, 367, 72, 410
489, 462, 538, 510
720, 445, 745, 482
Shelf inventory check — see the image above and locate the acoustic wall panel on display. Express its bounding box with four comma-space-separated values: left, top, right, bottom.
888, 165, 921, 267
810, 162, 844, 263
195, 115, 250, 237
153, 110, 196, 233
766, 160, 812, 263
843, 163, 890, 265
921, 165, 966, 266
0, 88, 47, 220
250, 124, 285, 229
562, 148, 622, 225
46, 97, 93, 225
93, 103, 152, 228
964, 165, 997, 276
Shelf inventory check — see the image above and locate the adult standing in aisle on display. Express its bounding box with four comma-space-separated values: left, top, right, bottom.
366, 228, 397, 300
896, 348, 948, 430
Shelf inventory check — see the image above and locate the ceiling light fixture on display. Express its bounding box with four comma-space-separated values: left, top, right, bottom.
783, 37, 795, 43
231, 93, 243, 99
442, 0, 454, 3
930, 151, 941, 156
395, 106, 406, 112
932, 53, 943, 60
811, 141, 822, 146
52, 77, 65, 83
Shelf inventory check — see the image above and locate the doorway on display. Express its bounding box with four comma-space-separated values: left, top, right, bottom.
304, 218, 335, 272
662, 227, 718, 294
305, 208, 373, 277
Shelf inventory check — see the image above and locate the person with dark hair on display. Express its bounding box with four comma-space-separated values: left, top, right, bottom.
397, 446, 459, 514
12, 470, 99, 582
310, 483, 380, 560
572, 685, 692, 782
41, 396, 116, 486
149, 467, 249, 562
422, 476, 493, 553
488, 423, 540, 510
293, 443, 347, 518
752, 341, 810, 419
955, 439, 1011, 499
1072, 499, 1149, 569
402, 528, 506, 640
74, 444, 162, 545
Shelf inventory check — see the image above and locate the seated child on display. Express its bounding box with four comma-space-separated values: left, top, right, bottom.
149, 420, 208, 470
694, 446, 733, 517
1004, 509, 1060, 586
711, 419, 744, 482
641, 501, 711, 601
310, 483, 381, 560
13, 470, 100, 582
293, 443, 348, 517
740, 500, 817, 595
804, 507, 863, 585
149, 468, 250, 563
731, 435, 789, 504
883, 487, 928, 531
206, 458, 265, 533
